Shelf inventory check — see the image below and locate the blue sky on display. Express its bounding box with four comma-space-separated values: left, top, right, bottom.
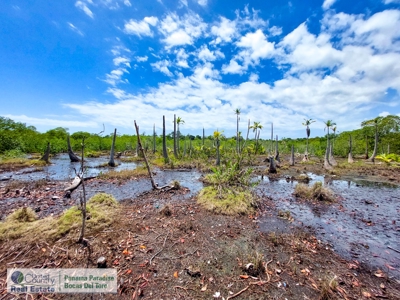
1, 0, 400, 138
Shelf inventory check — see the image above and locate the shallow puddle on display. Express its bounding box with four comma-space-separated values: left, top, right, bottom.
257, 173, 400, 279
1, 154, 138, 181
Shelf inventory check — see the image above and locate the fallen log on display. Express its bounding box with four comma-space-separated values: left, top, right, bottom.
64, 176, 96, 198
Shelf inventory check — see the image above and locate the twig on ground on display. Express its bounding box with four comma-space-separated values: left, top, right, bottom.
388, 246, 400, 253
149, 233, 169, 265
226, 285, 250, 300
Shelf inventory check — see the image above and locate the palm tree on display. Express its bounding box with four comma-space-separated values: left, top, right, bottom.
302, 118, 315, 156
214, 130, 222, 166
250, 121, 263, 154
176, 117, 184, 154
323, 120, 336, 169
234, 108, 241, 154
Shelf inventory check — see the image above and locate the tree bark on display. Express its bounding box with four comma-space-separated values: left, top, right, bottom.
67, 135, 80, 162
268, 156, 277, 173
348, 134, 354, 163
324, 129, 332, 170
40, 142, 51, 163
329, 144, 337, 166
275, 135, 280, 162
369, 124, 378, 161
135, 121, 160, 190
108, 128, 117, 167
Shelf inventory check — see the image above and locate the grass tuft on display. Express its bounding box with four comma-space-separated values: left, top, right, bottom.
197, 186, 256, 215
7, 207, 37, 223
294, 181, 336, 202
0, 193, 119, 242
98, 167, 148, 180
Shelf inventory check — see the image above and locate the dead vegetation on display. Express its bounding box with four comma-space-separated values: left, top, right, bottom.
294, 181, 336, 202
1, 197, 399, 300
0, 193, 118, 242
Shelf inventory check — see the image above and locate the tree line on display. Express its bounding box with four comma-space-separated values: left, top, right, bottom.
0, 115, 399, 160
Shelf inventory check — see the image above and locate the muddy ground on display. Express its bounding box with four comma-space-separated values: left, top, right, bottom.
0, 155, 400, 299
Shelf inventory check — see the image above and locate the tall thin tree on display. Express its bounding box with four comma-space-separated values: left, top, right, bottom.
173, 114, 177, 158
302, 118, 315, 159
162, 116, 169, 162
323, 120, 336, 169
176, 116, 184, 154
235, 108, 241, 154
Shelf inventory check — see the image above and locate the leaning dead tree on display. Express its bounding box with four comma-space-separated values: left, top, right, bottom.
108, 128, 117, 167
67, 134, 80, 162
40, 142, 51, 163
134, 120, 172, 190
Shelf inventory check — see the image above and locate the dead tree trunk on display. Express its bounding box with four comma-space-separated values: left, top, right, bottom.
268, 156, 277, 173
329, 144, 337, 166
289, 145, 295, 166
324, 142, 332, 170
162, 116, 169, 162
67, 135, 80, 162
173, 114, 178, 158
78, 137, 87, 244
153, 124, 156, 154
108, 128, 117, 167
135, 120, 164, 190
275, 135, 280, 162
202, 128, 205, 146
40, 142, 51, 163
348, 134, 354, 164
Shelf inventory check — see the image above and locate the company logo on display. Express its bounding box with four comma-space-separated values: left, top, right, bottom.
11, 271, 24, 284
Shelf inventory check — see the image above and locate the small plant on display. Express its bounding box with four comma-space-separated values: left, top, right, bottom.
88, 193, 117, 206
243, 251, 265, 277
198, 161, 258, 215
320, 275, 338, 300
294, 181, 336, 202
7, 207, 37, 223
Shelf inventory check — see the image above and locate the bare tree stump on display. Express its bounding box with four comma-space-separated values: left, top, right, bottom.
289, 145, 295, 166
67, 135, 80, 162
40, 142, 51, 163
108, 128, 117, 167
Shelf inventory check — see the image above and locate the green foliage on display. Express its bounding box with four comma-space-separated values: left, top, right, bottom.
204, 161, 256, 190
376, 153, 400, 163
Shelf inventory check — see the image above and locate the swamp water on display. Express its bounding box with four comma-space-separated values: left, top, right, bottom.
1, 156, 399, 278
